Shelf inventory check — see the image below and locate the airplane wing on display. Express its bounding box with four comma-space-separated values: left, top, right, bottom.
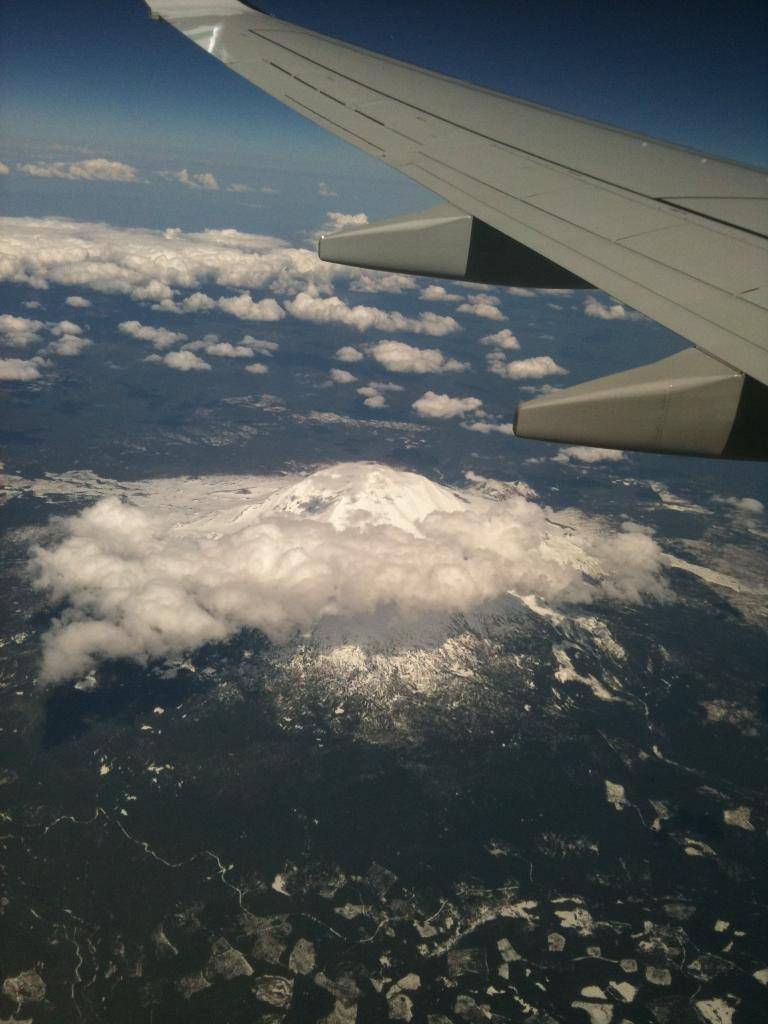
145, 0, 767, 459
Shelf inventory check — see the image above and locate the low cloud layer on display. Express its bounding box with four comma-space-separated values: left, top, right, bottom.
413, 391, 484, 419
554, 446, 626, 464
17, 158, 139, 182
146, 350, 211, 372
0, 356, 43, 381
0, 216, 468, 335
583, 295, 631, 320
487, 352, 568, 379
30, 463, 669, 683
370, 340, 467, 374
480, 328, 520, 351
284, 292, 459, 336
119, 320, 186, 350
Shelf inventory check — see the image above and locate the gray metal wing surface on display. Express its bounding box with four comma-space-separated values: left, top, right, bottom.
145, 0, 768, 458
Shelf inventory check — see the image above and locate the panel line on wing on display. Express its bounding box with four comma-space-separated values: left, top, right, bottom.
284, 96, 386, 155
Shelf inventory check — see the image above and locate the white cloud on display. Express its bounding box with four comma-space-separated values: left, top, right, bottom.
161, 169, 219, 191
146, 350, 211, 372
717, 496, 764, 515
349, 272, 416, 294
50, 319, 82, 336
318, 182, 339, 197
322, 212, 368, 233
65, 295, 92, 308
370, 339, 467, 374
506, 286, 537, 298
0, 357, 42, 380
118, 320, 187, 350
487, 352, 568, 379
0, 314, 44, 347
243, 336, 278, 357
464, 421, 517, 436
419, 284, 462, 302
245, 362, 269, 375
18, 158, 139, 182
457, 294, 506, 320
583, 295, 630, 320
23, 300, 42, 309
191, 341, 255, 359
480, 328, 520, 350
217, 294, 285, 321
554, 446, 625, 464
0, 217, 340, 306
260, 185, 279, 194
357, 385, 387, 408
413, 391, 484, 419
0, 161, 10, 176
367, 380, 404, 393
46, 334, 92, 357
336, 346, 364, 363
160, 291, 217, 313
227, 183, 254, 193
285, 291, 459, 336
363, 393, 386, 409
29, 464, 669, 683
330, 368, 356, 384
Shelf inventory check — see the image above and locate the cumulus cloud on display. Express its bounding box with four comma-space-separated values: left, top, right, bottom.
583, 295, 630, 320
155, 291, 216, 314
464, 421, 517, 436
50, 319, 82, 337
18, 158, 139, 182
349, 271, 417, 294
30, 464, 670, 683
413, 391, 484, 419
318, 182, 338, 197
227, 183, 254, 193
285, 291, 459, 336
419, 284, 462, 302
480, 328, 521, 350
161, 169, 219, 191
554, 446, 625, 464
146, 350, 211, 372
243, 335, 278, 357
506, 286, 537, 298
188, 340, 255, 358
245, 362, 269, 375
330, 368, 357, 384
370, 339, 467, 374
336, 345, 364, 363
46, 334, 92, 357
361, 392, 386, 409
65, 295, 92, 308
0, 356, 43, 381
357, 385, 387, 408
0, 161, 10, 175
487, 352, 568, 379
0, 314, 44, 347
716, 496, 764, 515
322, 211, 368, 233
0, 217, 338, 306
118, 320, 187, 350
457, 294, 506, 320
217, 293, 285, 321
23, 300, 42, 309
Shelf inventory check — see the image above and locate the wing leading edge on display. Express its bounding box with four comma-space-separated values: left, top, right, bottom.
145, 0, 768, 458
